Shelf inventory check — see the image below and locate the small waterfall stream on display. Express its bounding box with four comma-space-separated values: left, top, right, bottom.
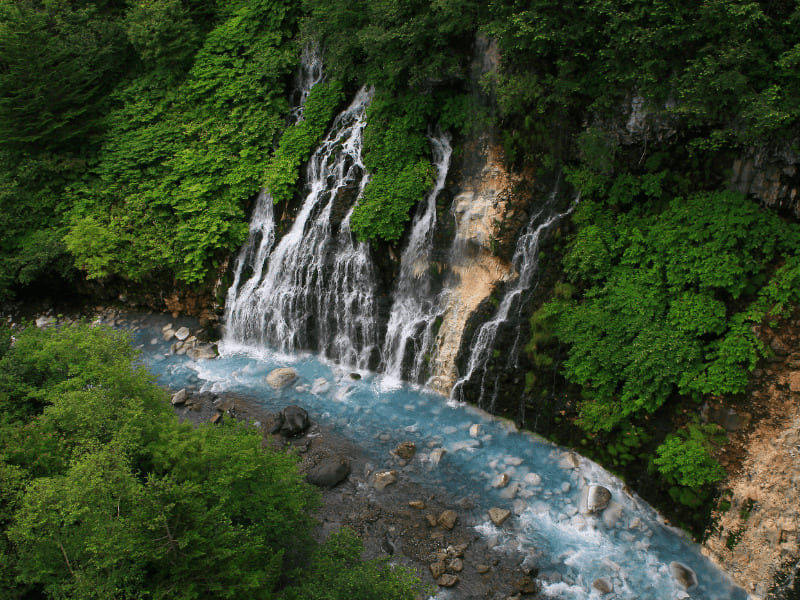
380, 131, 452, 385
450, 188, 574, 410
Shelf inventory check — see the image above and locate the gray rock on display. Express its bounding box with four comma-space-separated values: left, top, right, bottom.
488, 507, 512, 526
394, 441, 416, 460
585, 485, 612, 514
171, 389, 188, 405
261, 412, 284, 434
670, 561, 698, 590
280, 405, 309, 436
186, 344, 217, 360
266, 367, 298, 389
174, 326, 191, 341
306, 458, 350, 487
592, 577, 613, 594
373, 469, 398, 490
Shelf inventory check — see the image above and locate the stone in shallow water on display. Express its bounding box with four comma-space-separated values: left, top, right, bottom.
174, 326, 191, 341
493, 473, 510, 488
437, 574, 459, 587
488, 507, 511, 526
469, 423, 481, 437
670, 561, 698, 590
394, 441, 416, 459
429, 447, 447, 464
592, 577, 613, 594
266, 367, 298, 389
584, 485, 612, 514
437, 510, 458, 530
311, 377, 330, 394
373, 470, 398, 490
186, 344, 217, 360
524, 472, 542, 486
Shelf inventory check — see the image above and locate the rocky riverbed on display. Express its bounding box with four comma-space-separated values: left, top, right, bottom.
4, 305, 541, 599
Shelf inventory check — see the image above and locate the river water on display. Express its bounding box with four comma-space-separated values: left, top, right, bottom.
133, 317, 748, 600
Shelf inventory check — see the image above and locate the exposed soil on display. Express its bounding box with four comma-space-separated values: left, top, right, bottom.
702, 305, 800, 600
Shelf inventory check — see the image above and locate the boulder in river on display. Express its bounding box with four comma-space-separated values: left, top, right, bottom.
592, 577, 613, 594
267, 367, 298, 389
280, 405, 309, 436
174, 326, 191, 341
186, 344, 217, 360
306, 458, 350, 488
394, 441, 416, 460
669, 561, 698, 590
170, 389, 188, 405
488, 507, 511, 526
584, 485, 612, 514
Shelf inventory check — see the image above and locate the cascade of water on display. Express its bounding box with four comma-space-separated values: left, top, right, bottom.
379, 131, 452, 384
450, 187, 575, 408
223, 87, 378, 368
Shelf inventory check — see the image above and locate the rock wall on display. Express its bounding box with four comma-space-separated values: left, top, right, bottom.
426, 134, 524, 395
730, 146, 800, 220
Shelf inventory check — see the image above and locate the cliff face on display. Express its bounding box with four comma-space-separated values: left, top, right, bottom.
730, 147, 800, 220
426, 134, 520, 394
702, 309, 800, 599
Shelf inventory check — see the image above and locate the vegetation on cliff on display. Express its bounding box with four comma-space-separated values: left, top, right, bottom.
0, 324, 422, 599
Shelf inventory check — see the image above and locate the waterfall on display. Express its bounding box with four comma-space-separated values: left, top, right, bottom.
379, 131, 452, 384
223, 79, 378, 368
450, 187, 575, 409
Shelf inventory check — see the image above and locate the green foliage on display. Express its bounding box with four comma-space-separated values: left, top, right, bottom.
65, 0, 301, 284
0, 324, 422, 599
301, 0, 483, 91
653, 423, 727, 489
0, 1, 130, 152
281, 529, 424, 600
124, 0, 204, 78
487, 0, 800, 162
264, 80, 345, 204
351, 92, 435, 242
548, 191, 800, 433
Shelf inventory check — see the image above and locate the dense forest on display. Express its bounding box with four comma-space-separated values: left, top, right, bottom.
2, 0, 800, 586
0, 324, 423, 599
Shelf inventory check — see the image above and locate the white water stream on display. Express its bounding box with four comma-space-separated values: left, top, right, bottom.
380, 131, 452, 385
